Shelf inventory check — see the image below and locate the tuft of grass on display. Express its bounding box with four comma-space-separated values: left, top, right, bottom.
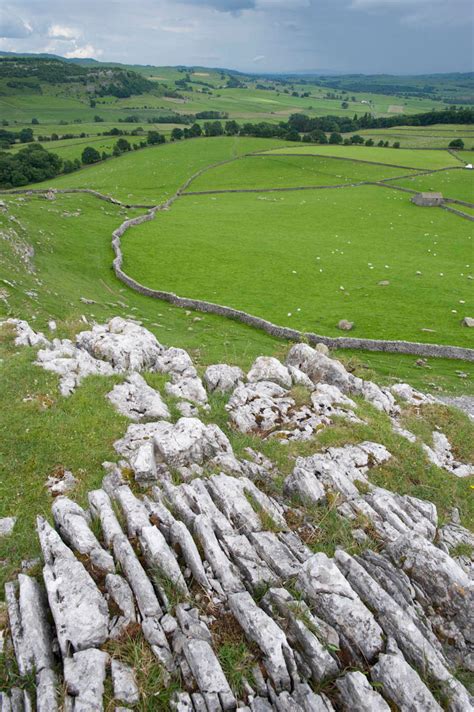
450, 543, 473, 559
104, 626, 182, 712
150, 568, 189, 610
244, 491, 283, 533
210, 610, 258, 699
401, 403, 474, 464
217, 642, 256, 698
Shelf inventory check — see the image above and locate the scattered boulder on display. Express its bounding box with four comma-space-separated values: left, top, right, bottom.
337, 319, 354, 331
45, 468, 78, 496
0, 516, 16, 537
204, 364, 244, 393
247, 356, 292, 389
462, 316, 474, 327
5, 318, 49, 347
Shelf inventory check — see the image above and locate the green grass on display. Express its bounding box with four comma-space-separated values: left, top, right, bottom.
35, 136, 291, 203
265, 145, 461, 170
187, 154, 417, 192
121, 184, 474, 346
0, 190, 472, 593
104, 628, 182, 711
390, 168, 474, 203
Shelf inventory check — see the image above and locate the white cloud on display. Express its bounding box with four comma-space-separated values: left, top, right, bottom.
252, 54, 265, 62
65, 43, 102, 58
48, 24, 79, 40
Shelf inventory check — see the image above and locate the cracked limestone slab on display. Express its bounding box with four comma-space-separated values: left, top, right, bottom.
37, 516, 109, 655
228, 591, 295, 692
64, 648, 109, 712
298, 552, 384, 664
52, 496, 115, 573
247, 356, 293, 389
107, 372, 170, 421
76, 316, 164, 372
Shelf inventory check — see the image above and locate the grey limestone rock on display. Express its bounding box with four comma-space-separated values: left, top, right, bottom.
335, 671, 390, 711
139, 524, 188, 595
6, 318, 49, 348
371, 646, 443, 712
228, 591, 295, 692
37, 516, 109, 655
107, 372, 170, 421
5, 574, 55, 677
76, 316, 164, 372
247, 356, 292, 389
204, 364, 244, 393
297, 552, 384, 664
64, 648, 108, 712
111, 659, 140, 705
0, 516, 17, 537
182, 638, 236, 710
52, 496, 115, 572
112, 533, 162, 618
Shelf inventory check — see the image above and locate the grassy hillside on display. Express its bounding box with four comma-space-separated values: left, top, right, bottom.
36, 136, 292, 202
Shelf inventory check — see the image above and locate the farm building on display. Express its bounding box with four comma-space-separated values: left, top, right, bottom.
411, 192, 444, 207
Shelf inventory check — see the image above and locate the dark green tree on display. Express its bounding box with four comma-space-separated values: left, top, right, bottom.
329, 132, 343, 144
81, 146, 101, 164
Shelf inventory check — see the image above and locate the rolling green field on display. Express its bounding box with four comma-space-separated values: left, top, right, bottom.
186, 154, 418, 191
37, 136, 291, 203
267, 145, 461, 170
121, 183, 473, 346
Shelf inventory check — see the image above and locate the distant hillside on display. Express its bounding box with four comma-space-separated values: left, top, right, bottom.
0, 56, 155, 99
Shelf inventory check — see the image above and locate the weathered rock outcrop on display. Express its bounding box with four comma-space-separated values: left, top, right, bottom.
3, 317, 473, 711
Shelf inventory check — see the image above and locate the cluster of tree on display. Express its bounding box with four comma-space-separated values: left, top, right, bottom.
195, 111, 228, 120
170, 121, 241, 141
0, 127, 35, 148
0, 144, 62, 187
285, 107, 474, 135
82, 130, 166, 164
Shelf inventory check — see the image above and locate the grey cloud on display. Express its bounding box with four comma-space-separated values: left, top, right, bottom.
0, 7, 32, 38
0, 0, 471, 73
175, 0, 255, 11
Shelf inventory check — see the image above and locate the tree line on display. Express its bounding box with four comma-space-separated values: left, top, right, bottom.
1, 107, 471, 189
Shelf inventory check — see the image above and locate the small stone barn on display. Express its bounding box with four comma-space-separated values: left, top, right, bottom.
411, 192, 444, 207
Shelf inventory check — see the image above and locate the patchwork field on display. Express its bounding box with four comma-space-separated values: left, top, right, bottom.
37, 136, 291, 203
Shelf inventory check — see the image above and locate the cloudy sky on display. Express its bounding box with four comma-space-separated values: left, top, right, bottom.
0, 0, 472, 74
